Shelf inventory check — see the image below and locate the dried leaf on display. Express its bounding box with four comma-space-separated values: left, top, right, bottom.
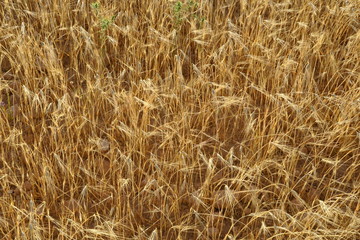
98, 138, 110, 153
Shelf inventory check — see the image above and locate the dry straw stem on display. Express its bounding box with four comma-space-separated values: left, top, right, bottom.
0, 0, 360, 239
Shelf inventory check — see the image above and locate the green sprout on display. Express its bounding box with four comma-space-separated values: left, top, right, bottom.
172, 0, 204, 29
91, 2, 117, 32
173, 1, 183, 25
100, 18, 111, 31
91, 1, 100, 15
90, 1, 118, 63
91, 2, 100, 10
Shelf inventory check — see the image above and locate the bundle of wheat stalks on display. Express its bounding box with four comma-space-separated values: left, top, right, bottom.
0, 0, 359, 239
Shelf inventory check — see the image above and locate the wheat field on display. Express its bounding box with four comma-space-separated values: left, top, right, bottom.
0, 0, 359, 239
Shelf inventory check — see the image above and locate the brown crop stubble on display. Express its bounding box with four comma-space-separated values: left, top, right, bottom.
0, 0, 359, 239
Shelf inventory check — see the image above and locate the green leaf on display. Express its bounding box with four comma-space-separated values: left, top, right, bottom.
91, 2, 100, 9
